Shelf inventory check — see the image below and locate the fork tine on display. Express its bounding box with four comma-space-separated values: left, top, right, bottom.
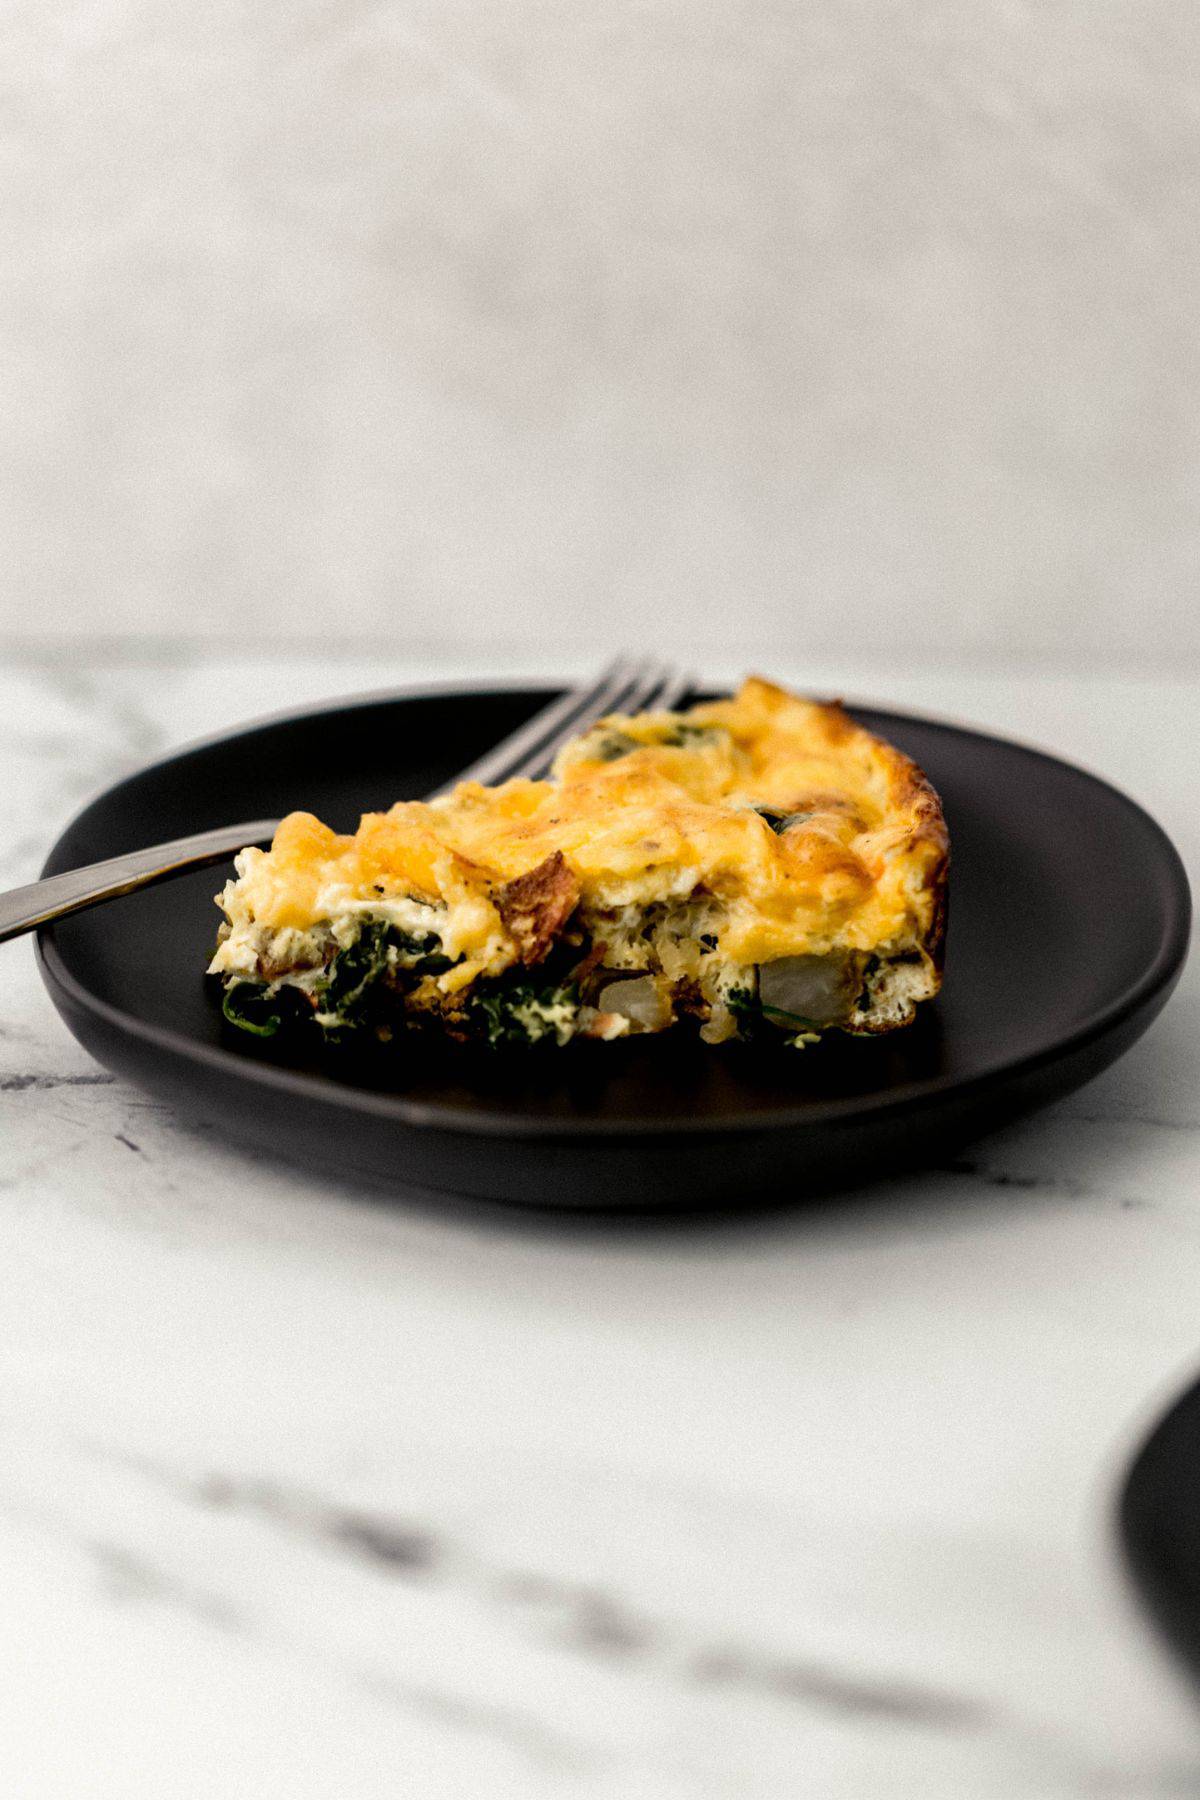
618, 659, 694, 717
434, 655, 690, 797
435, 655, 635, 795
654, 668, 695, 713
512, 657, 685, 781
611, 657, 673, 718
504, 656, 666, 781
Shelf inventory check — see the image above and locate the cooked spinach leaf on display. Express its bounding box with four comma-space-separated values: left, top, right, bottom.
221, 981, 287, 1037
724, 985, 760, 1038
593, 730, 639, 763
658, 722, 719, 747
388, 926, 452, 973
469, 977, 578, 1047
723, 985, 822, 1039
322, 922, 390, 1022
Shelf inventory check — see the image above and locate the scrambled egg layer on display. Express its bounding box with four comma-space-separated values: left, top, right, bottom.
210, 679, 948, 995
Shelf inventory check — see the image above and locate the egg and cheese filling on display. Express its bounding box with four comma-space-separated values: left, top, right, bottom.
208, 678, 948, 1047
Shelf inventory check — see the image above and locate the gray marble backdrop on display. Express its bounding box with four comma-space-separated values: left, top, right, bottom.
1, 0, 1196, 663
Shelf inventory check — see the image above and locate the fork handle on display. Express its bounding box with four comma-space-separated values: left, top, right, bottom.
0, 821, 280, 945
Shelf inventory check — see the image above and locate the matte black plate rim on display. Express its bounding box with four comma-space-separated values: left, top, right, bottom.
35, 682, 1192, 1141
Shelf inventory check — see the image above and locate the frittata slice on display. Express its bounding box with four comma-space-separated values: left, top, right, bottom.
208, 678, 948, 1048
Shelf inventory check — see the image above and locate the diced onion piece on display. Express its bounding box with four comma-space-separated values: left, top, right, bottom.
595, 974, 674, 1033
757, 954, 861, 1027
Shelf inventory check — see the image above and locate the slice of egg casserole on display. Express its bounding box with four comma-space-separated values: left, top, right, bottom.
208, 678, 948, 1049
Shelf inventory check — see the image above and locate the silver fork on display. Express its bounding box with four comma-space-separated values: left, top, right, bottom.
0, 657, 694, 944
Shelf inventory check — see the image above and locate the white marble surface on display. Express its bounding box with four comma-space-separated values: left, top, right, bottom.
1, 2, 1197, 665
1, 647, 1198, 1799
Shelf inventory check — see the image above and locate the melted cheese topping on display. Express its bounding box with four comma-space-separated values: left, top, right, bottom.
211, 678, 947, 981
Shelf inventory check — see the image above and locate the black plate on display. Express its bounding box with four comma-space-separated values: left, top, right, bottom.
36, 684, 1190, 1208
1122, 1372, 1200, 1686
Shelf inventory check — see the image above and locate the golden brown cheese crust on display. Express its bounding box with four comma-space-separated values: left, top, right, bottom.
212, 678, 949, 1014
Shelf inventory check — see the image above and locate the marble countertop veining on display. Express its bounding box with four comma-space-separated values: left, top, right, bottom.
1, 646, 1199, 1799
